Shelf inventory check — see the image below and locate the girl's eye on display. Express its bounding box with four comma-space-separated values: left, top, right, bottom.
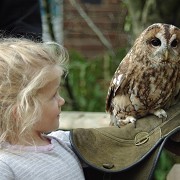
53, 92, 58, 98
52, 86, 61, 98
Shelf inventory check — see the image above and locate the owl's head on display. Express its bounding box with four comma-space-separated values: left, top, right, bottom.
135, 23, 180, 64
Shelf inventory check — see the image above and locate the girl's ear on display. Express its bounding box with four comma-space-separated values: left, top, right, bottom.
12, 105, 18, 120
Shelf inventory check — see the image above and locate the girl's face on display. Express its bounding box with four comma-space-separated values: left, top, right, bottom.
34, 77, 65, 134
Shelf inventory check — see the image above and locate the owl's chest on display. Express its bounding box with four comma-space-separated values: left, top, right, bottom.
128, 65, 178, 98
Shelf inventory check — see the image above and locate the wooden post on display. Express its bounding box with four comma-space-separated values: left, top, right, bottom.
167, 164, 180, 180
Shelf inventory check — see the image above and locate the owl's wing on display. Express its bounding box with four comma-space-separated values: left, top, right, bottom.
106, 56, 130, 113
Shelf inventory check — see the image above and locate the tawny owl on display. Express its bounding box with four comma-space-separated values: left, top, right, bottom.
106, 23, 180, 127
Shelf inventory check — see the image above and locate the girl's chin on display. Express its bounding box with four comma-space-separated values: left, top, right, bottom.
55, 118, 60, 128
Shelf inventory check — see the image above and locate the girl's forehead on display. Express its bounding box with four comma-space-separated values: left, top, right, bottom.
46, 78, 61, 89
38, 77, 61, 96
36, 66, 62, 97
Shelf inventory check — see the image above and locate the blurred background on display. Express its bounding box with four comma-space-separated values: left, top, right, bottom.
40, 0, 180, 113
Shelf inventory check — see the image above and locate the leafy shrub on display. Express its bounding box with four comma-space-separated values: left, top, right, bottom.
61, 49, 126, 112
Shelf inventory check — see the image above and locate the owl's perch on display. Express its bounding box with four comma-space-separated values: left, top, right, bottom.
70, 102, 180, 180
59, 111, 109, 130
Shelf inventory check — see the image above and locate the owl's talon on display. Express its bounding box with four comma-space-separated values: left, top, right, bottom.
117, 121, 121, 128
128, 116, 136, 124
133, 121, 137, 128
115, 116, 137, 127
153, 109, 167, 120
128, 116, 137, 128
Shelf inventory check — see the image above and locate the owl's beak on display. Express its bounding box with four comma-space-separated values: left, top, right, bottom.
164, 50, 169, 60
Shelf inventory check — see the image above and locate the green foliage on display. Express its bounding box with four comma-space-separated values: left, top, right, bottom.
154, 150, 175, 180
61, 49, 126, 112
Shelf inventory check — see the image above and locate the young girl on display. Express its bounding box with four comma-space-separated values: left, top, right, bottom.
0, 38, 85, 180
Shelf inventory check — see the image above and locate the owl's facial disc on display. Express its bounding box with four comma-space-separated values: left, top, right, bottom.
149, 32, 179, 63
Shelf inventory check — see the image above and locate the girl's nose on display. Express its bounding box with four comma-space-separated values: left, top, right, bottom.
58, 96, 65, 107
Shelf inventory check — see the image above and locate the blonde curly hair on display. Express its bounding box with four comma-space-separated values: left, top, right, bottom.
0, 38, 68, 144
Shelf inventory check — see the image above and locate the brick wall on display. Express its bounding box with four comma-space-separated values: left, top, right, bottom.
63, 0, 128, 58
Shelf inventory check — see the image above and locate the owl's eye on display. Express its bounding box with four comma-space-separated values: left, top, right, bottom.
151, 38, 161, 47
171, 39, 178, 48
